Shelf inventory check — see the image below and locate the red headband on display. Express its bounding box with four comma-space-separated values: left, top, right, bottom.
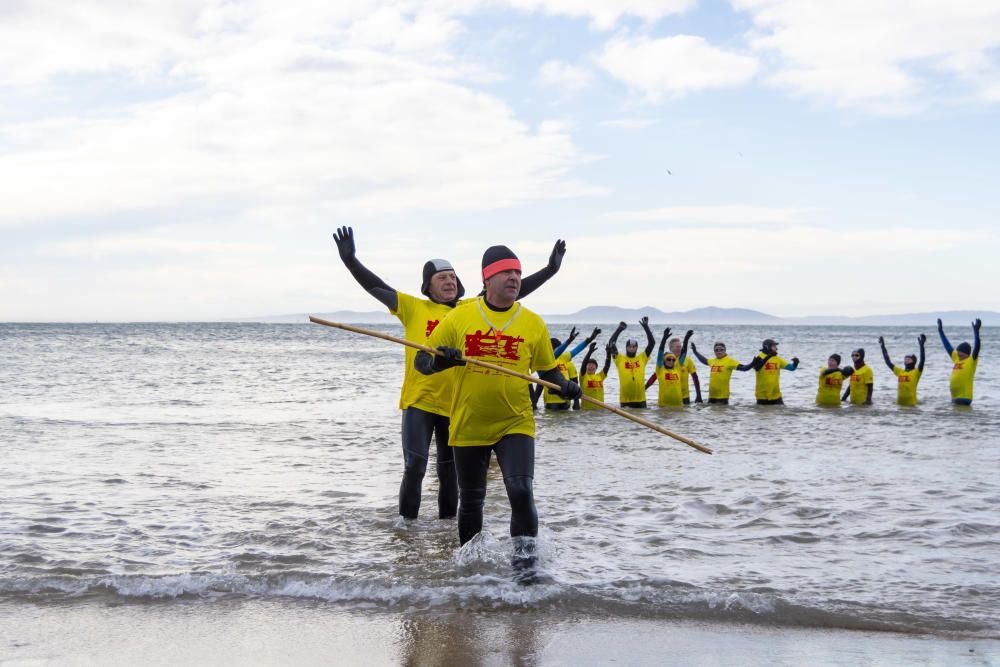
482, 258, 521, 280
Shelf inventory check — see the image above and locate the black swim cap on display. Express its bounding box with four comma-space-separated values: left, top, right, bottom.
481, 245, 521, 280
853, 348, 866, 359
420, 259, 465, 300
957, 341, 972, 355
762, 338, 778, 351
626, 338, 638, 347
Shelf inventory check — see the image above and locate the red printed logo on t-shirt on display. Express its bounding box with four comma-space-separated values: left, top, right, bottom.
425, 319, 440, 337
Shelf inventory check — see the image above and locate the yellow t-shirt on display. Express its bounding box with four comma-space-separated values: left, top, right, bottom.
849, 364, 874, 404
754, 353, 789, 401
614, 351, 649, 404
892, 366, 921, 406
676, 355, 697, 400
707, 356, 740, 400
427, 298, 557, 447
816, 368, 847, 406
544, 351, 573, 405
656, 366, 684, 407
949, 351, 978, 401
581, 371, 606, 409
391, 291, 466, 415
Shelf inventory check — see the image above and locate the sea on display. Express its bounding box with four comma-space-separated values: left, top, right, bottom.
1, 322, 997, 641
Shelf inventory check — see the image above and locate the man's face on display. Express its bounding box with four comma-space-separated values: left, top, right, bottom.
586, 361, 598, 374
956, 349, 970, 360
851, 352, 862, 364
669, 339, 681, 355
663, 354, 676, 368
428, 270, 458, 302
827, 357, 839, 369
485, 269, 521, 300
625, 341, 638, 356
904, 355, 917, 369
714, 344, 726, 359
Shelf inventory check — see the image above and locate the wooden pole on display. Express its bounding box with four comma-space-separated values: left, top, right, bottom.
309, 316, 712, 455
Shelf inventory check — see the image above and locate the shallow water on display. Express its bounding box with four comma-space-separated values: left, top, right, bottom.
1, 322, 997, 639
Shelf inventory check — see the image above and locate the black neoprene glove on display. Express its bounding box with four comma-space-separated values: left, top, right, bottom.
333, 226, 356, 264
548, 240, 567, 272
432, 346, 465, 371
559, 380, 583, 401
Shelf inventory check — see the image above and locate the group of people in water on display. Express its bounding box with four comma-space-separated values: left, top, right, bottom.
331, 229, 984, 580
536, 317, 982, 409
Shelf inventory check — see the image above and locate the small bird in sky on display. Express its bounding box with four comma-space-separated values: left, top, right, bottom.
666, 169, 672, 175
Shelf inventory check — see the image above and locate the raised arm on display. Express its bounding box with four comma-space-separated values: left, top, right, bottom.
785, 357, 799, 371
333, 226, 398, 310
878, 336, 894, 370
972, 318, 982, 360
655, 327, 671, 368
570, 328, 601, 358
690, 342, 709, 366
608, 321, 627, 358
917, 334, 926, 371
515, 239, 566, 299
580, 343, 596, 375
601, 347, 612, 375
680, 330, 692, 365
640, 317, 655, 357
937, 318, 953, 355
553, 326, 578, 357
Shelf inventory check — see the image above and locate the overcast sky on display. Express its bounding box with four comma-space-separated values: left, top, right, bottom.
2, 1, 999, 321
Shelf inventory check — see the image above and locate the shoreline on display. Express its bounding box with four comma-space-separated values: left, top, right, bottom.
2, 599, 997, 666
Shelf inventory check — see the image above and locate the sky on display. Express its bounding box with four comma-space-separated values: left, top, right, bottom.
2, 0, 999, 321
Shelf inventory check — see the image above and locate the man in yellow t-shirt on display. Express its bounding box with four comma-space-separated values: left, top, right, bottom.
690, 341, 755, 404
608, 318, 655, 408
816, 353, 854, 406
645, 328, 693, 407
333, 227, 565, 521
878, 334, 926, 406
937, 318, 982, 405
578, 342, 611, 409
753, 339, 799, 405
415, 245, 581, 578
843, 348, 874, 405
535, 327, 601, 410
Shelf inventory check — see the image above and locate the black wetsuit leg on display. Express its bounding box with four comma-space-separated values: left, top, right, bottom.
544, 402, 571, 411
454, 445, 491, 545
756, 398, 784, 405
494, 434, 537, 539
708, 398, 729, 405
434, 416, 457, 519
400, 407, 454, 519
621, 401, 647, 408
682, 398, 690, 405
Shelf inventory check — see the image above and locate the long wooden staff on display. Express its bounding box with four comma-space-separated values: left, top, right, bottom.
309, 316, 712, 455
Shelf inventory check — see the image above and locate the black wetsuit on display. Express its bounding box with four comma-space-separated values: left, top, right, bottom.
335, 231, 560, 519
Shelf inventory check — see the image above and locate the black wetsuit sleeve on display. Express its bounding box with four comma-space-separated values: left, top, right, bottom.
415, 350, 436, 375
517, 266, 555, 299
341, 256, 398, 311
602, 353, 611, 376
656, 331, 668, 369
918, 342, 926, 372
642, 321, 655, 357
691, 346, 709, 366
736, 359, 755, 372
821, 368, 840, 377
580, 348, 594, 374
608, 327, 624, 358
973, 327, 981, 360
880, 343, 894, 371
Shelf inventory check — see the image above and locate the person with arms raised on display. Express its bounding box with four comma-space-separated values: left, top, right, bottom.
608, 318, 655, 408
879, 334, 926, 406
937, 318, 982, 406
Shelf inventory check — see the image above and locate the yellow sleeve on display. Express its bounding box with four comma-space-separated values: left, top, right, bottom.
392, 291, 415, 319
892, 366, 903, 377
427, 308, 457, 350
531, 316, 558, 373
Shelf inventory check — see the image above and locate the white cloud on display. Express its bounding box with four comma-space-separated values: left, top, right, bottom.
0, 2, 599, 227
607, 205, 808, 225
43, 236, 271, 260
599, 118, 659, 129
506, 0, 696, 30
734, 0, 1000, 111
597, 34, 759, 100
537, 60, 594, 94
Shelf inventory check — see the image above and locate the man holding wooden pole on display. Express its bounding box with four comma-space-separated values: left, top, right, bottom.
332, 227, 565, 522
415, 245, 581, 576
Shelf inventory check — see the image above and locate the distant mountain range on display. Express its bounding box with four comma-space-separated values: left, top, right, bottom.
242, 306, 998, 326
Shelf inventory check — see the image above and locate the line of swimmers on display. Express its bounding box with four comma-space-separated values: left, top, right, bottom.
535, 317, 984, 409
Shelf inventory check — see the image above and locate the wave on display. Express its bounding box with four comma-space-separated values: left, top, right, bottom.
1, 571, 995, 639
